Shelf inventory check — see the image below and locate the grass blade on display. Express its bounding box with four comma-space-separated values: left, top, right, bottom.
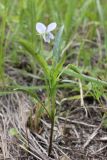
53, 25, 64, 64
63, 68, 107, 87
19, 39, 50, 77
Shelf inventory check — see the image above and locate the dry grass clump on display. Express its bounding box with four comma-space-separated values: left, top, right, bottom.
0, 93, 52, 160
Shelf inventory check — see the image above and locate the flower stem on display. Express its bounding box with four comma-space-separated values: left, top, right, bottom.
48, 118, 54, 157
48, 89, 56, 157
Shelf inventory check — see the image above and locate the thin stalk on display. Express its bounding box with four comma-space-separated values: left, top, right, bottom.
30, 0, 36, 49
48, 82, 56, 156
48, 117, 55, 156
0, 3, 6, 84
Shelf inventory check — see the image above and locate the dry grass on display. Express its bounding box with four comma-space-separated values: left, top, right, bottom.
0, 92, 107, 160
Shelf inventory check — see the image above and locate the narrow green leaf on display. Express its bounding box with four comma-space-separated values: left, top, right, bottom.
68, 64, 81, 74
53, 53, 66, 79
63, 69, 107, 87
19, 39, 50, 77
0, 91, 14, 96
53, 25, 64, 63
0, 84, 45, 96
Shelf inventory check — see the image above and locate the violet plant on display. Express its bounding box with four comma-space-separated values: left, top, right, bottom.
20, 22, 65, 156
19, 22, 107, 157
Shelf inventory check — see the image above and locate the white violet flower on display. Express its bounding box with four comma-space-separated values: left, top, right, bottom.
36, 22, 57, 43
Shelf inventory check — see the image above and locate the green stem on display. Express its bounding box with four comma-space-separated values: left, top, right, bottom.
0, 2, 6, 84
48, 81, 56, 157
48, 117, 55, 157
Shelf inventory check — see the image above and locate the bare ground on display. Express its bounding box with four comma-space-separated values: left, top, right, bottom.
0, 90, 107, 160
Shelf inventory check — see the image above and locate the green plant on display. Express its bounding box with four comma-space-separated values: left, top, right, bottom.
19, 21, 107, 157
1, 0, 107, 158
19, 24, 64, 156
0, 1, 6, 83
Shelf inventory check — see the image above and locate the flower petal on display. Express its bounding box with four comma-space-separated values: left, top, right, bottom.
47, 22, 57, 32
49, 32, 54, 39
43, 34, 50, 43
36, 22, 46, 34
